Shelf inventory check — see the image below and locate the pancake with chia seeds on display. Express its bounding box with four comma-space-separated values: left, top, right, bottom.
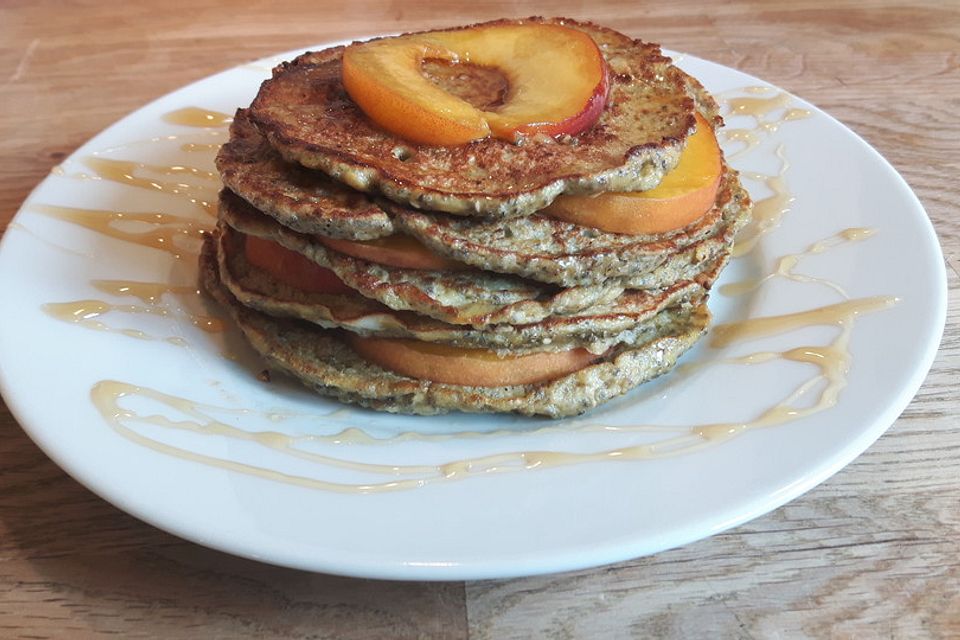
201, 238, 711, 417
216, 109, 395, 240
248, 18, 718, 218
209, 228, 715, 355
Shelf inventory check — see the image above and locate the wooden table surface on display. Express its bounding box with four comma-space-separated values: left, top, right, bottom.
1, 1, 958, 637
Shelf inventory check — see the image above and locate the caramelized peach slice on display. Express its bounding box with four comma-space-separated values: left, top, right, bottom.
544, 113, 723, 235
347, 335, 601, 386
341, 23, 608, 145
318, 234, 465, 271
244, 234, 354, 295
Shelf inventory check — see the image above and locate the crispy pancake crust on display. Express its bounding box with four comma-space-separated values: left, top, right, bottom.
389, 168, 749, 285
219, 190, 736, 327
210, 230, 711, 355
249, 18, 714, 218
201, 241, 710, 417
217, 109, 395, 240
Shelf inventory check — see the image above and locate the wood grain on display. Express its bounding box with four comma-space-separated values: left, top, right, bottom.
1, 1, 958, 638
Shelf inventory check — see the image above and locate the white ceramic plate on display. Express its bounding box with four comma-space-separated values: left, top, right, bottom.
0, 44, 946, 581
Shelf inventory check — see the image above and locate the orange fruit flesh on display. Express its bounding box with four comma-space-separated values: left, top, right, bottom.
342, 40, 490, 146
244, 234, 353, 295
347, 335, 602, 387
544, 112, 723, 235
341, 23, 608, 145
318, 234, 465, 271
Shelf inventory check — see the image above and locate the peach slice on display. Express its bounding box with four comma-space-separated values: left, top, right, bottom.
318, 234, 465, 271
244, 234, 354, 295
341, 23, 608, 145
347, 335, 602, 386
543, 113, 723, 235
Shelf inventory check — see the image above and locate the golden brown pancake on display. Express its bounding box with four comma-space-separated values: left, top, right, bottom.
216, 109, 395, 240
248, 18, 718, 218
201, 237, 711, 417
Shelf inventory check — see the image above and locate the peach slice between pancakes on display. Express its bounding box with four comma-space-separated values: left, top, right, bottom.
244, 234, 354, 295
544, 112, 723, 235
347, 335, 603, 387
317, 234, 466, 271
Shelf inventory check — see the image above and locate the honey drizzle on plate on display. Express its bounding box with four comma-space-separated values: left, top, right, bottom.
717, 87, 811, 253
719, 87, 810, 159
32, 204, 205, 259
180, 142, 223, 153
721, 227, 876, 296
77, 157, 218, 216
731, 145, 794, 257
61, 131, 224, 161
720, 128, 761, 160
43, 280, 223, 343
28, 99, 895, 493
163, 107, 233, 128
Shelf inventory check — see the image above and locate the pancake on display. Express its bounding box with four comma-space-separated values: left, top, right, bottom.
248, 18, 717, 218
216, 109, 395, 240
219, 190, 736, 327
388, 167, 750, 286
209, 230, 713, 355
201, 243, 711, 417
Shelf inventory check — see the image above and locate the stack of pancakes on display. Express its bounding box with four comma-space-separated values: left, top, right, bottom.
200, 18, 751, 417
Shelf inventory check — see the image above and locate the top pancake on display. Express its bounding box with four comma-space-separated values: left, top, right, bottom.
217, 109, 395, 240
248, 18, 715, 218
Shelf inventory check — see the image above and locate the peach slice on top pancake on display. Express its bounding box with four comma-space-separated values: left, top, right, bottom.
342, 22, 609, 145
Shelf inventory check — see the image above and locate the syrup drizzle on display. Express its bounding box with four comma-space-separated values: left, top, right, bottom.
731, 144, 794, 257
77, 157, 219, 216
43, 280, 224, 343
721, 227, 876, 296
32, 204, 205, 259
61, 131, 225, 161
711, 297, 897, 348
91, 279, 197, 304
720, 128, 761, 160
719, 86, 811, 159
180, 142, 223, 153
163, 107, 233, 128
724, 87, 812, 133
718, 87, 811, 238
